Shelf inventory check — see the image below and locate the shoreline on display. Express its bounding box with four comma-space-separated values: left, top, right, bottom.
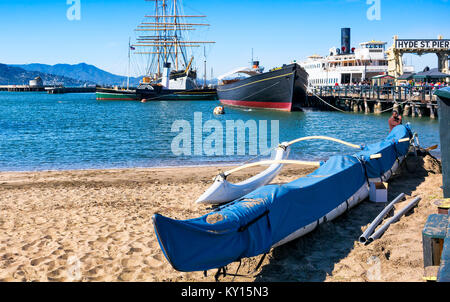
0, 155, 443, 282
0, 149, 441, 174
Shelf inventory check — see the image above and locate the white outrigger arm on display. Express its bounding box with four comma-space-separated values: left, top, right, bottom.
195, 143, 291, 204
195, 136, 369, 205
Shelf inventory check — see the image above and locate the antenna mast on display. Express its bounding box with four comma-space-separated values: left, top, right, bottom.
127, 37, 131, 89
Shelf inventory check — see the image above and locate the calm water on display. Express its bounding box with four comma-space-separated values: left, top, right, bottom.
0, 92, 441, 171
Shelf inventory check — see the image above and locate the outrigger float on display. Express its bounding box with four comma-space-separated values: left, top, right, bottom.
153, 125, 415, 273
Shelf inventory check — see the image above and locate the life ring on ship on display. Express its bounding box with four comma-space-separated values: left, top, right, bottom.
214, 106, 225, 115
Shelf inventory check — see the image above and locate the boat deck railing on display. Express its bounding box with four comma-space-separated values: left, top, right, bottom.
310, 85, 443, 104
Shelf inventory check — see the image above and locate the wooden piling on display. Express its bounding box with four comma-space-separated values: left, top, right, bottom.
404, 104, 411, 116
364, 100, 370, 114
429, 104, 436, 119
374, 102, 382, 115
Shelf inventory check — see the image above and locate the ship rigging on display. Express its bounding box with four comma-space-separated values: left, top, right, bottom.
132, 0, 215, 86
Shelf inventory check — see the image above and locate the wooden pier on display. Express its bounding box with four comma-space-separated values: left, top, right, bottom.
0, 85, 45, 92
306, 85, 440, 118
0, 85, 96, 94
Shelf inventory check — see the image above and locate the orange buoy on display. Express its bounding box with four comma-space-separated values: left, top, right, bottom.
214, 106, 225, 115
141, 99, 148, 103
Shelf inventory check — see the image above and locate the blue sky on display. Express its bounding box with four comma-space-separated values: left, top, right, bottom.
0, 0, 449, 77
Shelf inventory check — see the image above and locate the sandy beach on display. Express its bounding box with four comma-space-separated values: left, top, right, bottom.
0, 154, 443, 282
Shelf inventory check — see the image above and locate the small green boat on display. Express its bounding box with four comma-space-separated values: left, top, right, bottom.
96, 87, 139, 101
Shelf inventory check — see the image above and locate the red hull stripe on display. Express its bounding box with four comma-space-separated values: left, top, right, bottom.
97, 98, 138, 101
220, 99, 292, 111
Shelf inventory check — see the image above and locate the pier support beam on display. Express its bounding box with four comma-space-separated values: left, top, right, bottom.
345, 100, 351, 111
412, 104, 416, 117
393, 102, 399, 114
418, 107, 423, 118
404, 104, 411, 116
352, 101, 359, 113
364, 100, 371, 114
429, 104, 436, 119
374, 102, 382, 115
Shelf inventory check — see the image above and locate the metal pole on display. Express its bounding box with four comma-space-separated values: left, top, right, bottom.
368, 196, 422, 242
204, 46, 207, 88
359, 193, 406, 243
127, 37, 131, 90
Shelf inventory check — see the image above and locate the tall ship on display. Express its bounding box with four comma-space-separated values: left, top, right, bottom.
96, 0, 217, 101
300, 28, 414, 87
216, 61, 309, 111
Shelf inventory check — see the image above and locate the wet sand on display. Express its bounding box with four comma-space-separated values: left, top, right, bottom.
0, 155, 443, 282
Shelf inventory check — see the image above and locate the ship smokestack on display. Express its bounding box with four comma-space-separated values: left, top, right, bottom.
253, 61, 260, 69
162, 62, 171, 88
341, 28, 351, 55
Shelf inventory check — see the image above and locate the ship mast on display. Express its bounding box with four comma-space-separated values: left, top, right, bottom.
127, 37, 131, 90
173, 0, 178, 71
132, 0, 215, 80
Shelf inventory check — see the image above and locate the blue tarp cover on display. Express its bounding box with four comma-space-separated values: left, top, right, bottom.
153, 125, 412, 272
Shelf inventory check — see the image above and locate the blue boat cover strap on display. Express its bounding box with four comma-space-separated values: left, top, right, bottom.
238, 210, 270, 232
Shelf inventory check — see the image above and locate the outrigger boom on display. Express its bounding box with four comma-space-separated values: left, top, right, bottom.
196, 136, 373, 205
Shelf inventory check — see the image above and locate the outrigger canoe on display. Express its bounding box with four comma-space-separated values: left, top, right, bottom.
153, 125, 413, 272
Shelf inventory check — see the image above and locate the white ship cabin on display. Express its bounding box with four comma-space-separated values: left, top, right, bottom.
218, 62, 264, 85
301, 41, 412, 87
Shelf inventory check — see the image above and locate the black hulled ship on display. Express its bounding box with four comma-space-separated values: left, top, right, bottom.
217, 62, 308, 111
136, 62, 217, 101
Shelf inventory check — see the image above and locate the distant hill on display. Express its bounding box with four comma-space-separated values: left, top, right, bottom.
12, 63, 142, 87
0, 64, 90, 86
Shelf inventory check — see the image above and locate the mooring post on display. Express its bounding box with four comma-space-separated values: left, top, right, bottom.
365, 100, 370, 114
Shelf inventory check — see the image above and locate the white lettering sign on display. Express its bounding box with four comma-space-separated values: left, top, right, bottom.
395, 39, 450, 50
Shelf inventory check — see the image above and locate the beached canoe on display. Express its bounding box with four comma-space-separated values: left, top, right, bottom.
153, 125, 413, 272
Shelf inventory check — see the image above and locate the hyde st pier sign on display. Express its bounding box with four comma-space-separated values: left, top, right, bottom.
395, 39, 450, 50
387, 36, 450, 77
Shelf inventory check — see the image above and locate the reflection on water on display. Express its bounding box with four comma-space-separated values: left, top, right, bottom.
0, 92, 440, 171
